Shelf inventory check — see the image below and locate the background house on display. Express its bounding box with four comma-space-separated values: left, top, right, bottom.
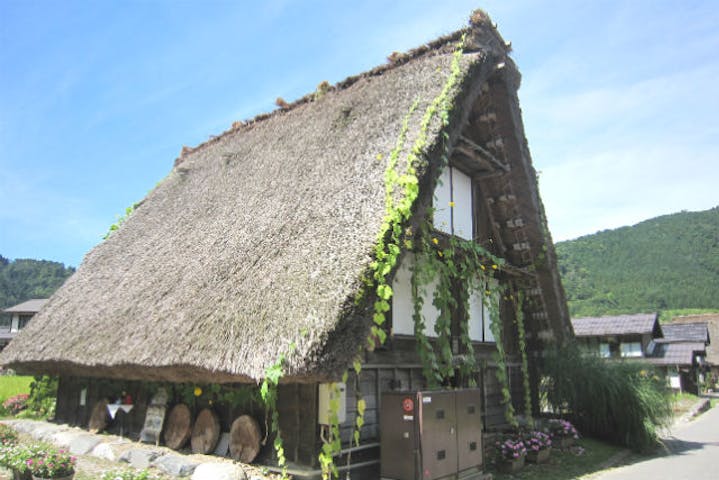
0, 12, 572, 479
648, 321, 710, 394
572, 312, 711, 394
571, 313, 662, 358
0, 298, 47, 351
669, 313, 719, 384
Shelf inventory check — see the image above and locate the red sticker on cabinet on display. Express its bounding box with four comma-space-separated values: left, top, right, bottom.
402, 397, 414, 412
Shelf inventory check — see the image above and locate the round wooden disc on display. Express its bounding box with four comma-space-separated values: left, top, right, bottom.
191, 408, 220, 454
229, 415, 262, 463
88, 399, 109, 433
163, 403, 193, 450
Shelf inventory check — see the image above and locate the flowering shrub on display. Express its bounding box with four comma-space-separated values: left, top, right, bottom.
522, 430, 552, 452
0, 424, 18, 445
0, 442, 47, 474
495, 436, 527, 461
547, 419, 579, 439
26, 447, 76, 478
3, 393, 29, 414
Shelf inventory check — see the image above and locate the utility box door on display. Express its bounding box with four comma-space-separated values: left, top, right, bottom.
419, 391, 458, 479
455, 389, 483, 471
318, 383, 347, 425
380, 392, 419, 479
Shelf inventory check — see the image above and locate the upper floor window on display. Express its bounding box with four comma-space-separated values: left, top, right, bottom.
433, 166, 474, 240
391, 254, 440, 337
391, 253, 498, 344
468, 286, 495, 343
620, 342, 642, 358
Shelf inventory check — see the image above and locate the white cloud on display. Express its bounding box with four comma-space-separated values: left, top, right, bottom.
540, 144, 719, 241
521, 42, 719, 241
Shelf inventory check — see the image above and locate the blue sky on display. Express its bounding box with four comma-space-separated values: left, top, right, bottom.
1, 0, 717, 267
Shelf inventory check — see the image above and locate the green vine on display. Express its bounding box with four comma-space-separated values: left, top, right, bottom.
411, 248, 442, 388
103, 202, 139, 240
515, 290, 533, 426
258, 334, 315, 478
487, 286, 518, 427
348, 359, 366, 449
318, 379, 343, 479
260, 345, 294, 480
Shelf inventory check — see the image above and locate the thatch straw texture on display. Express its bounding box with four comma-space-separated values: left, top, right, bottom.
1, 19, 516, 383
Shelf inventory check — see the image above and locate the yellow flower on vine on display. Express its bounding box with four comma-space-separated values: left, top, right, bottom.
194, 387, 202, 397
432, 238, 439, 245
492, 264, 498, 270
438, 251, 444, 257
480, 264, 486, 271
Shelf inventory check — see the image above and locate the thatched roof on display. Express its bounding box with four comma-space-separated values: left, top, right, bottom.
0, 12, 571, 383
571, 313, 660, 337
2, 299, 47, 314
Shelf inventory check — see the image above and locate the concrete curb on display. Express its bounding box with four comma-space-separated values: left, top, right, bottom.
676, 398, 711, 424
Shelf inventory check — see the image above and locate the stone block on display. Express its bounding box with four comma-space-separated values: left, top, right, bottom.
152, 454, 199, 477
191, 463, 247, 480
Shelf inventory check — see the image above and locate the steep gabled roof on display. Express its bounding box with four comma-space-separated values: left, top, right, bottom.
571, 313, 660, 337
0, 12, 570, 383
2, 299, 47, 314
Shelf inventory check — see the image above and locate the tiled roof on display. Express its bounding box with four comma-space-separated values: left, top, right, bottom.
648, 342, 706, 366
571, 313, 658, 337
671, 315, 718, 366
2, 299, 47, 314
660, 322, 709, 343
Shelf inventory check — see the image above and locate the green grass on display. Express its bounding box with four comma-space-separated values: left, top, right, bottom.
490, 438, 624, 480
0, 375, 33, 403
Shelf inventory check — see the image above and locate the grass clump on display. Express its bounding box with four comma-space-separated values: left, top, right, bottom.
541, 345, 672, 452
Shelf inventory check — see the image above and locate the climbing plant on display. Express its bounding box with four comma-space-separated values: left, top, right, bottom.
318, 380, 343, 480
320, 30, 521, 475
514, 290, 533, 426
103, 203, 139, 240
260, 351, 289, 480
487, 285, 518, 427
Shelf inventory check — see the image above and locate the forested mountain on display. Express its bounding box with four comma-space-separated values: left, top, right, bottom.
2, 207, 717, 320
0, 255, 75, 310
556, 207, 719, 318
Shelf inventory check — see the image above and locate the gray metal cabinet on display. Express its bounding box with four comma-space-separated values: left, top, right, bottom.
380, 389, 483, 480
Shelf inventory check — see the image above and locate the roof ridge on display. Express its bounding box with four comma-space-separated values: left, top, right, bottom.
175, 10, 507, 166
